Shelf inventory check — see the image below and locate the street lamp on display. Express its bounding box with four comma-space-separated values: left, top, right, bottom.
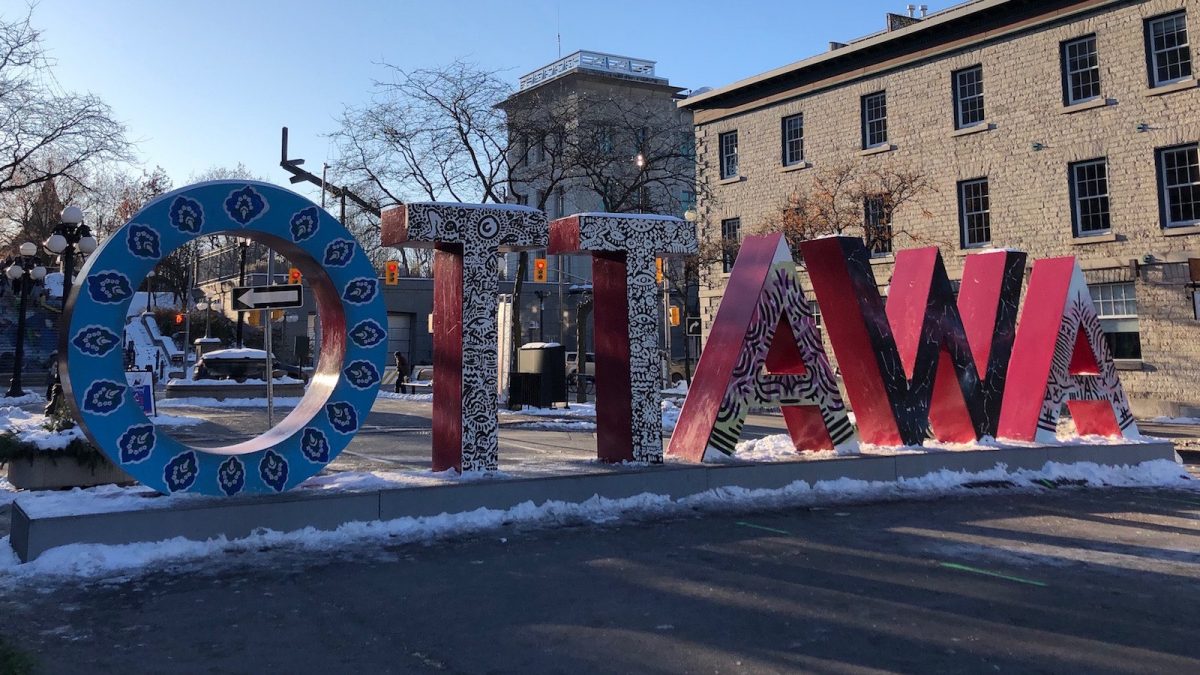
44, 206, 99, 413
6, 243, 47, 398
195, 298, 222, 338
145, 270, 157, 314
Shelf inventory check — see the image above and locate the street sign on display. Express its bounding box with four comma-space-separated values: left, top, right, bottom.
685, 316, 701, 337
232, 284, 303, 312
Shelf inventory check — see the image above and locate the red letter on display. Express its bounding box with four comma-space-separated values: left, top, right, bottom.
997, 257, 1137, 443
667, 233, 852, 462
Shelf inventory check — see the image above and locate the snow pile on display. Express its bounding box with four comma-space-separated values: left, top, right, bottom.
499, 402, 595, 418
168, 377, 303, 386
147, 413, 204, 427
0, 407, 85, 451
661, 399, 682, 432
203, 348, 269, 360
0, 476, 17, 507
0, 392, 45, 406
0, 459, 1191, 579
662, 380, 689, 396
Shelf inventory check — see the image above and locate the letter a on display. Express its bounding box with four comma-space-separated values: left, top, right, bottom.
997, 257, 1138, 443
668, 233, 853, 462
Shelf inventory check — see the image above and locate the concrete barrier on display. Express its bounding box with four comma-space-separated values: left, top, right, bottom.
8, 442, 1178, 562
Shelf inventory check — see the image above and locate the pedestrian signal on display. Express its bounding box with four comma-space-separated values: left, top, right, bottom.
533, 258, 548, 283
175, 313, 185, 325
288, 267, 302, 284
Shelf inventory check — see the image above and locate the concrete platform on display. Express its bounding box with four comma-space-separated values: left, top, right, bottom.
9, 441, 1178, 562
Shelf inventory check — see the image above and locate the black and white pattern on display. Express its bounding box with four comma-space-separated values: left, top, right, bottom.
402, 202, 547, 471
1033, 262, 1137, 442
707, 238, 853, 460
571, 214, 698, 463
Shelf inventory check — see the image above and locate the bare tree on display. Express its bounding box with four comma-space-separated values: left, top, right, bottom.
757, 163, 937, 259
331, 60, 512, 206
0, 10, 130, 196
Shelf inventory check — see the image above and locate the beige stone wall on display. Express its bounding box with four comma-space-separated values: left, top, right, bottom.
694, 0, 1200, 415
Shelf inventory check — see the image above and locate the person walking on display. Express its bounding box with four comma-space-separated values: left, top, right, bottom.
394, 350, 410, 394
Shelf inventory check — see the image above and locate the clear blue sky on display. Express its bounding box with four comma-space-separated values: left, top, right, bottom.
29, 0, 946, 192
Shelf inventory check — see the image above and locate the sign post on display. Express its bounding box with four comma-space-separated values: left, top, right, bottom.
265, 253, 276, 428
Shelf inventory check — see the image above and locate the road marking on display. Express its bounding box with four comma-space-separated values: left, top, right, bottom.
736, 521, 791, 535
938, 562, 1048, 587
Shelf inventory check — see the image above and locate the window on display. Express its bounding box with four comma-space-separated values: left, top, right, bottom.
720, 217, 741, 273
531, 135, 545, 163
1090, 282, 1141, 360
861, 91, 888, 148
1146, 12, 1192, 87
1070, 159, 1111, 236
680, 190, 695, 215
1062, 35, 1101, 104
719, 131, 739, 179
958, 178, 991, 247
1157, 143, 1200, 228
781, 114, 805, 166
952, 65, 985, 128
863, 196, 891, 255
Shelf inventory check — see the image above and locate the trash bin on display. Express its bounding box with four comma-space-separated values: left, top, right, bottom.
513, 343, 566, 408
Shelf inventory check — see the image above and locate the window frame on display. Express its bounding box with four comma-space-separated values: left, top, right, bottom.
957, 177, 991, 248
1068, 158, 1112, 237
1156, 142, 1200, 229
781, 113, 805, 166
720, 217, 741, 273
1145, 11, 1193, 88
719, 131, 739, 179
952, 65, 986, 129
1089, 281, 1142, 360
1060, 34, 1102, 105
860, 91, 888, 149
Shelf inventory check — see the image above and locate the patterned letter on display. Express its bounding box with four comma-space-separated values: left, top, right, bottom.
667, 233, 853, 462
801, 236, 1025, 446
382, 203, 546, 472
997, 257, 1137, 442
549, 213, 697, 463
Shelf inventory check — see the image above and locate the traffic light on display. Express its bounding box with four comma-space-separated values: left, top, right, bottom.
669, 306, 681, 326
533, 258, 548, 283
656, 257, 664, 283
174, 313, 184, 325
288, 267, 301, 284
385, 260, 400, 285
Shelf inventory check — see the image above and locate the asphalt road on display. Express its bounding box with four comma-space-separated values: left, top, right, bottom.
4, 485, 1200, 674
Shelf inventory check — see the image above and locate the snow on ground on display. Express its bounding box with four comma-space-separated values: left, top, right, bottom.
157, 397, 303, 409
0, 476, 16, 507
499, 403, 595, 418
507, 421, 598, 432
0, 393, 45, 407
167, 377, 304, 386
0, 459, 1192, 580
147, 413, 204, 427
1150, 416, 1200, 425
376, 391, 434, 402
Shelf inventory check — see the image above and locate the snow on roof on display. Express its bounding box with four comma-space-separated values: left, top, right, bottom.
202, 348, 270, 360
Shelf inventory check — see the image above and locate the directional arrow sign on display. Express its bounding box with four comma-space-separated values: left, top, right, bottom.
232, 284, 304, 312
685, 316, 702, 337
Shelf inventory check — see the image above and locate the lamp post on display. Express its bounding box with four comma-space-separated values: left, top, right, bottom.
195, 297, 221, 338
6, 243, 47, 398
43, 206, 98, 415
145, 269, 157, 314
43, 206, 98, 311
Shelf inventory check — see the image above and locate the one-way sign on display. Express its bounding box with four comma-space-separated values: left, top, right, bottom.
232, 284, 304, 312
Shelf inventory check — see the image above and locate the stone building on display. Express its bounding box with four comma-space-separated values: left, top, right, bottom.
681, 0, 1200, 416
499, 50, 696, 285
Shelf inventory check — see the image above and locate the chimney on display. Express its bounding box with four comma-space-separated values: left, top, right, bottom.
920, 4, 928, 17
906, 4, 916, 17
